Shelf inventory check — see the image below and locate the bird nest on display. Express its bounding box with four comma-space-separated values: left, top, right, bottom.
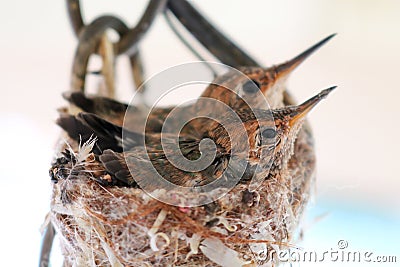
49, 120, 315, 266
44, 2, 337, 265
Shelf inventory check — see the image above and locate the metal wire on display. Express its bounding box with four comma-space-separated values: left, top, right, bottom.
166, 0, 260, 68
117, 0, 167, 55
38, 223, 55, 267
71, 15, 129, 91
164, 10, 218, 77
66, 0, 85, 37
66, 0, 166, 92
129, 51, 146, 90
66, 0, 166, 56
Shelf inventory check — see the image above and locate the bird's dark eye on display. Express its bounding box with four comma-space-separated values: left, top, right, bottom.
261, 128, 277, 139
242, 80, 260, 93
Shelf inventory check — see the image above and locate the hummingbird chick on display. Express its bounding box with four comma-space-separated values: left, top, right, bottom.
200, 34, 335, 109
55, 112, 229, 188
181, 34, 335, 137
61, 34, 335, 140
54, 87, 335, 190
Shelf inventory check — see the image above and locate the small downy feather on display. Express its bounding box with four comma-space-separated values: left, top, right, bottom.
76, 135, 97, 163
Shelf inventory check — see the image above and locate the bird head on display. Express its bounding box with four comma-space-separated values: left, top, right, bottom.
248, 86, 336, 181
198, 86, 334, 187
237, 34, 336, 108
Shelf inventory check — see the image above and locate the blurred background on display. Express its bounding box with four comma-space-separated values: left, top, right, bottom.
0, 0, 399, 266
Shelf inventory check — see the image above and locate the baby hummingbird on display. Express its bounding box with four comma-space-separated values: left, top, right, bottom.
199, 34, 335, 109
175, 34, 335, 137
54, 87, 335, 191
61, 34, 335, 139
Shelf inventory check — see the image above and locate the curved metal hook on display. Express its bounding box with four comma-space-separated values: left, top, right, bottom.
66, 0, 84, 37
71, 16, 129, 91
66, 0, 166, 56
117, 0, 167, 55
38, 222, 55, 267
